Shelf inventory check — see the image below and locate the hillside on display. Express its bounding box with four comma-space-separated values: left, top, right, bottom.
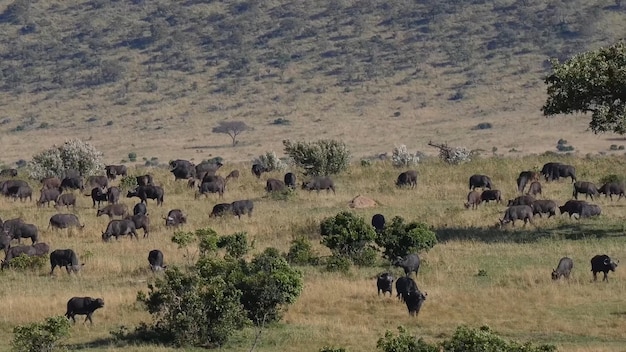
0, 0, 625, 165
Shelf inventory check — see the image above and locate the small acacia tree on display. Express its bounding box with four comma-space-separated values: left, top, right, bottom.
212, 121, 250, 146
542, 40, 626, 134
283, 139, 350, 176
28, 139, 105, 179
320, 211, 378, 266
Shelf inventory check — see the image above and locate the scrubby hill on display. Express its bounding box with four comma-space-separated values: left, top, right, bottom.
0, 0, 625, 165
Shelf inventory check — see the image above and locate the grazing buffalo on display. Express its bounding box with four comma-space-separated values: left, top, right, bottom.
396, 170, 417, 189
559, 200, 589, 219
598, 182, 626, 201
302, 176, 336, 194
5, 222, 38, 244
531, 200, 558, 218
38, 188, 61, 207
266, 178, 286, 192
136, 174, 154, 186
127, 185, 164, 206
55, 193, 77, 209
226, 170, 240, 182
97, 204, 129, 219
404, 290, 427, 317
394, 254, 420, 276
165, 209, 186, 227
573, 181, 599, 200
41, 177, 62, 190
60, 177, 84, 192
516, 171, 540, 193
201, 174, 225, 184
0, 168, 17, 177
107, 186, 121, 204
170, 159, 195, 180
210, 203, 232, 217
133, 202, 147, 216
284, 172, 296, 189
2, 218, 25, 237
591, 254, 618, 282
552, 257, 573, 280
469, 174, 493, 190
480, 189, 502, 204
13, 185, 32, 202
195, 161, 222, 177
231, 199, 254, 219
196, 180, 225, 199
49, 214, 84, 230
395, 276, 418, 302
371, 214, 385, 233
507, 195, 535, 207
580, 203, 601, 218
2, 243, 49, 269
1, 179, 28, 196
0, 233, 11, 255
89, 187, 108, 208
86, 175, 108, 190
50, 249, 83, 275
542, 162, 576, 182
527, 181, 542, 197
105, 165, 127, 180
499, 205, 534, 227
251, 164, 267, 178
101, 219, 138, 241
65, 297, 104, 324
126, 214, 150, 237
464, 190, 481, 209
377, 272, 394, 296
148, 249, 166, 272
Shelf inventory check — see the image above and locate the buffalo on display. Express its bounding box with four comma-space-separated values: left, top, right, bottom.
542, 162, 576, 183
148, 249, 167, 272
165, 209, 186, 227
0, 233, 10, 255
101, 219, 139, 241
55, 193, 77, 209
531, 200, 558, 218
559, 200, 588, 218
1, 179, 28, 197
580, 203, 601, 218
5, 222, 38, 244
464, 190, 481, 209
226, 170, 240, 182
195, 180, 225, 199
2, 243, 49, 269
12, 185, 32, 202
499, 205, 534, 227
97, 204, 129, 219
105, 165, 127, 180
65, 297, 104, 324
480, 189, 502, 204
170, 159, 196, 180
107, 186, 121, 204
41, 177, 62, 190
136, 174, 154, 186
210, 203, 232, 217
395, 276, 418, 302
38, 188, 61, 207
195, 161, 222, 177
404, 290, 427, 317
284, 172, 296, 189
133, 202, 148, 216
48, 214, 84, 230
302, 177, 336, 194
126, 214, 150, 238
396, 170, 417, 189
60, 177, 84, 192
516, 171, 540, 193
127, 185, 164, 206
251, 164, 267, 178
86, 175, 108, 190
527, 181, 542, 197
598, 182, 626, 201
50, 249, 84, 275
469, 174, 493, 190
552, 257, 573, 280
507, 195, 535, 207
573, 181, 599, 200
89, 187, 108, 208
377, 272, 394, 296
231, 199, 254, 219
266, 178, 286, 192
371, 214, 385, 233
591, 254, 618, 282
394, 254, 420, 276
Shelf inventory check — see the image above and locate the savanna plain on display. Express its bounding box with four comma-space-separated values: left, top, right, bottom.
2, 156, 626, 352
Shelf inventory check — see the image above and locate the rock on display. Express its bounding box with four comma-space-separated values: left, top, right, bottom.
349, 195, 377, 209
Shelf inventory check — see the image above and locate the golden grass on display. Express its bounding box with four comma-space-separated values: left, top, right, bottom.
1, 156, 626, 351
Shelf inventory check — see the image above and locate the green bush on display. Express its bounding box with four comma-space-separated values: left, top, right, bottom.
377, 326, 438, 352
324, 254, 351, 273
27, 139, 105, 179
283, 139, 350, 176
217, 232, 250, 259
12, 315, 71, 352
119, 175, 138, 190
286, 236, 319, 265
172, 227, 219, 265
4, 254, 47, 271
253, 151, 287, 172
375, 216, 438, 261
599, 174, 626, 185
128, 152, 137, 162
320, 211, 377, 265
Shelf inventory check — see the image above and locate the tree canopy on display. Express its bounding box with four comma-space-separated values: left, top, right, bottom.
542, 40, 626, 134
212, 121, 250, 146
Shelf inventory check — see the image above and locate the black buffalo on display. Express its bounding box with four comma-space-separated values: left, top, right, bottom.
559, 200, 588, 218
395, 276, 418, 302
404, 290, 427, 317
377, 272, 394, 296
598, 182, 626, 201
542, 162, 576, 183
396, 170, 417, 189
499, 205, 534, 227
101, 219, 138, 241
97, 204, 129, 219
12, 185, 32, 202
526, 181, 542, 197
516, 171, 540, 193
50, 249, 83, 275
591, 254, 618, 282
65, 297, 104, 324
49, 214, 84, 230
136, 174, 154, 186
55, 193, 77, 209
170, 159, 195, 180
195, 161, 222, 178
573, 181, 599, 200
480, 189, 502, 204
60, 177, 84, 192
266, 178, 286, 192
251, 164, 267, 178
38, 188, 61, 207
165, 209, 186, 227
552, 257, 573, 280
107, 186, 121, 204
284, 172, 296, 189
464, 190, 481, 209
231, 199, 254, 219
133, 202, 148, 216
0, 233, 10, 255
580, 203, 601, 218
127, 185, 164, 206
371, 214, 385, 233
2, 243, 49, 269
105, 165, 127, 180
210, 203, 232, 217
302, 177, 336, 194
0, 179, 28, 197
469, 174, 493, 190
5, 222, 38, 244
195, 180, 225, 199
531, 200, 558, 218
41, 177, 62, 190
148, 249, 167, 272
86, 175, 108, 189
394, 254, 420, 276
89, 187, 108, 208
507, 195, 535, 207
126, 214, 150, 238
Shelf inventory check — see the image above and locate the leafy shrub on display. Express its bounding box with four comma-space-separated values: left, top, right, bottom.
286, 236, 319, 265
392, 145, 420, 168
557, 139, 568, 145
268, 187, 296, 201
119, 175, 138, 190
271, 118, 291, 125
320, 211, 377, 266
27, 139, 105, 179
375, 216, 437, 261
472, 122, 493, 130
360, 159, 372, 167
253, 151, 287, 172
324, 254, 351, 273
556, 144, 574, 152
283, 139, 351, 176
128, 152, 137, 162
440, 146, 472, 165
217, 232, 250, 259
5, 254, 47, 271
599, 174, 626, 185
172, 228, 219, 265
610, 144, 618, 150
377, 326, 437, 352
12, 315, 71, 352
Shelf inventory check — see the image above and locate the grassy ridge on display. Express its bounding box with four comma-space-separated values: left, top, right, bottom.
1, 155, 626, 351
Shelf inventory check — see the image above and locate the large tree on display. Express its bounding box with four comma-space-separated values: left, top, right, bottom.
212, 121, 250, 146
542, 40, 626, 134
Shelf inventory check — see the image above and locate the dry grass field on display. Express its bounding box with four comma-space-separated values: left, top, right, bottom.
1, 155, 626, 351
